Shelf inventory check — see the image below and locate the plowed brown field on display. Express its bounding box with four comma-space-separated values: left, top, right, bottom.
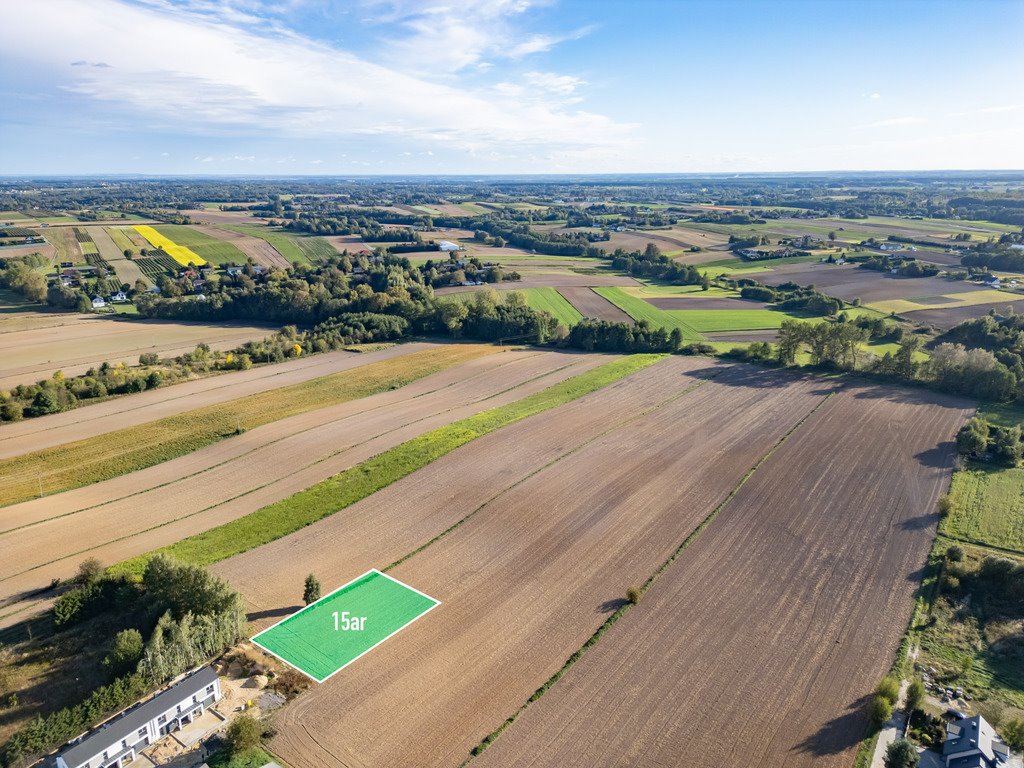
0, 318, 274, 390
253, 363, 833, 768
0, 345, 424, 460
195, 225, 290, 269
558, 287, 633, 322
0, 350, 609, 625
473, 385, 972, 768
92, 227, 147, 285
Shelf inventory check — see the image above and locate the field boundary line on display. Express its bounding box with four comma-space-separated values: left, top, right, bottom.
384, 373, 721, 573
0, 350, 567, 538
462, 385, 837, 763
0, 355, 591, 585
934, 531, 1024, 558
105, 354, 667, 577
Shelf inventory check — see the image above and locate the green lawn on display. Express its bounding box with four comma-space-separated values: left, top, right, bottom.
217, 224, 337, 264
105, 227, 136, 253
150, 224, 247, 265
111, 354, 665, 576
943, 463, 1024, 553
593, 287, 702, 338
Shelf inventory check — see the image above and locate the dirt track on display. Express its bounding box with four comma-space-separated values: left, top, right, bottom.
473, 384, 971, 768
558, 287, 633, 323
0, 344, 424, 460
0, 317, 274, 390
256, 363, 833, 768
0, 350, 610, 624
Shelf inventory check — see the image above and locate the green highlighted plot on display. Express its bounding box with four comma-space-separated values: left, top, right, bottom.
252, 569, 439, 682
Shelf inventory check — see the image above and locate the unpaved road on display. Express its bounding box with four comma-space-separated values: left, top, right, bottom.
473, 384, 972, 768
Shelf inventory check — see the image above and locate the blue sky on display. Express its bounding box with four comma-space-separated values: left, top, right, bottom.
1, 0, 1022, 175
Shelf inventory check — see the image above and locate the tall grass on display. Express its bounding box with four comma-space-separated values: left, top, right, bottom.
0, 345, 494, 508
112, 354, 664, 576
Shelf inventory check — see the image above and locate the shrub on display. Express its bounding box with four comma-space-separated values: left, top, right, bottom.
1002, 718, 1024, 751
303, 574, 321, 606
905, 678, 925, 712
626, 586, 642, 605
138, 352, 160, 366
76, 557, 104, 585
0, 401, 24, 422
868, 694, 894, 728
946, 545, 964, 563
876, 676, 901, 705
103, 629, 144, 678
226, 714, 263, 755
883, 738, 919, 768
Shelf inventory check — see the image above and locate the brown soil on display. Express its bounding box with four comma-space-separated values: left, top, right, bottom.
901, 301, 1024, 329
92, 226, 147, 285
194, 225, 290, 269
0, 317, 275, 391
705, 329, 781, 343
473, 384, 971, 768
437, 272, 639, 294
646, 296, 770, 310
0, 345, 423, 460
558, 287, 633, 323
258, 363, 832, 768
0, 350, 611, 623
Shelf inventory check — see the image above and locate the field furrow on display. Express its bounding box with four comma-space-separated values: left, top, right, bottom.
256, 363, 833, 768
558, 287, 634, 323
471, 385, 972, 768
0, 350, 610, 624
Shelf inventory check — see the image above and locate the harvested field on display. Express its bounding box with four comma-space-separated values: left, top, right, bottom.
0, 346, 417, 460
187, 208, 267, 225
437, 272, 639, 294
91, 227, 147, 285
193, 225, 290, 269
705, 329, 780, 343
473, 384, 971, 768
0, 242, 56, 262
41, 226, 81, 263
755, 262, 987, 305
646, 295, 770, 310
558, 287, 633, 323
322, 234, 373, 256
246, 363, 834, 768
0, 317, 274, 391
900, 300, 1024, 329
0, 350, 609, 625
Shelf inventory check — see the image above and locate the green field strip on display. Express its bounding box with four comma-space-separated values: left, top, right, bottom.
252, 570, 439, 682
0, 345, 493, 508
940, 462, 1024, 555
593, 287, 703, 339
522, 288, 584, 326
463, 389, 836, 762
150, 224, 247, 265
111, 354, 664, 576
215, 224, 336, 264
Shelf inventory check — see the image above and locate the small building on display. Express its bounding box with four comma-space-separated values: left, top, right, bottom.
942, 714, 1012, 767
55, 667, 221, 768
985, 277, 1001, 288
110, 291, 128, 303
91, 296, 106, 309
880, 243, 901, 252
438, 240, 460, 252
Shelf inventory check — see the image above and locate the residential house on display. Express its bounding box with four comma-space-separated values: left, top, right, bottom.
91, 296, 106, 309
879, 243, 901, 252
110, 291, 128, 303
985, 276, 1001, 288
942, 714, 1012, 767
55, 667, 221, 768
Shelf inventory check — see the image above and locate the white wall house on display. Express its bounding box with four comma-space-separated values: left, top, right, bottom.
55, 667, 221, 768
438, 240, 460, 252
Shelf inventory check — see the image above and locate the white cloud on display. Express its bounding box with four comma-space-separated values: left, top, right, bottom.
863, 116, 928, 128
0, 0, 629, 164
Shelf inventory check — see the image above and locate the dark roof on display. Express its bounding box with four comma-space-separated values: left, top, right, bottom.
58, 667, 218, 767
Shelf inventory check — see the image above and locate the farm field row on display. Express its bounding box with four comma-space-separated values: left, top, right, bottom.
253, 361, 836, 767
148, 224, 248, 265
473, 385, 971, 768
91, 227, 147, 285
133, 225, 206, 267
0, 344, 496, 507
214, 223, 338, 264
0, 345, 417, 460
558, 286, 633, 323
0, 317, 274, 391
0, 349, 610, 625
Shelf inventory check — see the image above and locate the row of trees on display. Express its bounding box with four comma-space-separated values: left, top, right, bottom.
956, 416, 1023, 465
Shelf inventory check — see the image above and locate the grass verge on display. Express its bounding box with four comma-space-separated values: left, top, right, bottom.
0, 345, 495, 508
111, 354, 664, 576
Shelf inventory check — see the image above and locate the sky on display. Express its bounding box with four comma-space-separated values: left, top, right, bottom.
1, 0, 1023, 175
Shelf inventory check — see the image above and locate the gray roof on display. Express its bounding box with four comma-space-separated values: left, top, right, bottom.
58, 667, 218, 767
944, 715, 1010, 767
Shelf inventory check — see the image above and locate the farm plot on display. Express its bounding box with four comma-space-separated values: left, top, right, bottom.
558, 287, 633, 323
147, 224, 246, 265
896, 301, 1024, 329
436, 271, 639, 295
0, 317, 274, 391
214, 224, 336, 264
41, 226, 82, 263
0, 346, 419, 460
194, 225, 291, 268
0, 350, 608, 623
91, 226, 147, 285
754, 262, 978, 304
133, 225, 206, 267
942, 463, 1024, 554
253, 364, 833, 768
473, 385, 971, 768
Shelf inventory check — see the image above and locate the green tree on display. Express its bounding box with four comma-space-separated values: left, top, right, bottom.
868, 694, 894, 728
946, 544, 964, 562
303, 574, 321, 605
876, 676, 901, 705
226, 714, 262, 755
1002, 718, 1024, 751
28, 389, 60, 416
700, 272, 710, 291
76, 557, 103, 585
883, 739, 919, 768
103, 629, 144, 677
